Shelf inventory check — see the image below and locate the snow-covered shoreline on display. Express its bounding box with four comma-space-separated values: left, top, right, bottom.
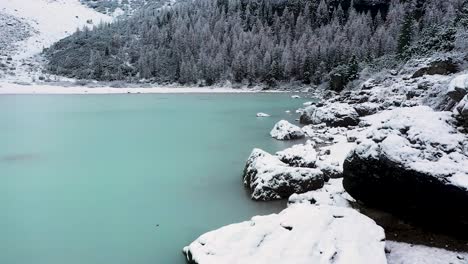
0, 82, 290, 94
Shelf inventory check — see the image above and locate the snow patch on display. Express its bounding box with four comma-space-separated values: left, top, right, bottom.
184, 204, 387, 264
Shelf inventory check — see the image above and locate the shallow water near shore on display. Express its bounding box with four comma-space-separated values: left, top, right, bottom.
0, 93, 309, 264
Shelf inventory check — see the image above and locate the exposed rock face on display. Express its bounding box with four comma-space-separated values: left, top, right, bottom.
343, 107, 468, 234
300, 103, 360, 127
184, 204, 387, 264
448, 74, 468, 102
243, 149, 324, 201
412, 58, 459, 78
270, 120, 304, 140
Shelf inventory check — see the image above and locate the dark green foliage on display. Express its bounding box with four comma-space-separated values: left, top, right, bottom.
397, 12, 413, 58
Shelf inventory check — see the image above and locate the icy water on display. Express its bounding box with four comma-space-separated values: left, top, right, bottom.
0, 93, 309, 264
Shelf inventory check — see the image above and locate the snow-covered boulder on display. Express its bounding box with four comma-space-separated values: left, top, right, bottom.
300, 103, 360, 127
183, 204, 387, 264
343, 106, 468, 232
353, 102, 381, 117
270, 120, 304, 140
276, 141, 317, 168
455, 95, 468, 126
411, 58, 459, 78
243, 149, 324, 201
448, 74, 468, 102
256, 112, 270, 117
288, 179, 355, 207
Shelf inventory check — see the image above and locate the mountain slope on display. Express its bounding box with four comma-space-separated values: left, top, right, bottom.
0, 0, 111, 81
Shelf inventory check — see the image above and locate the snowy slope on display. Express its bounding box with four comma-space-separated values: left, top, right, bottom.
0, 0, 111, 81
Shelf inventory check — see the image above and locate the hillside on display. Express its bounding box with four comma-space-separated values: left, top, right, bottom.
0, 0, 111, 81
43, 0, 467, 88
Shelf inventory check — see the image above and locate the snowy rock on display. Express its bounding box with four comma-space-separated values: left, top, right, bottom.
183, 204, 387, 264
300, 103, 360, 127
288, 179, 355, 207
353, 102, 381, 117
411, 58, 459, 78
291, 95, 301, 99
455, 95, 468, 126
270, 120, 304, 140
343, 106, 468, 232
386, 241, 468, 264
276, 141, 317, 168
447, 74, 468, 102
243, 149, 324, 201
361, 78, 378, 90
256, 112, 270, 117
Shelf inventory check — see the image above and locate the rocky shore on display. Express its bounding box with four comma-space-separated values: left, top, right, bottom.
184, 55, 468, 263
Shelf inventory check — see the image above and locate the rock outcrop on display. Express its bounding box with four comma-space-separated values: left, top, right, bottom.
300, 103, 360, 127
184, 204, 387, 264
448, 74, 468, 102
270, 120, 304, 140
343, 106, 468, 233
412, 58, 459, 78
455, 95, 468, 126
243, 149, 324, 201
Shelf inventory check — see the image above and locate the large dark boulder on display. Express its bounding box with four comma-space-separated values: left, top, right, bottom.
342, 106, 468, 235
412, 58, 459, 78
300, 103, 360, 127
243, 148, 325, 201
343, 151, 468, 235
447, 74, 468, 102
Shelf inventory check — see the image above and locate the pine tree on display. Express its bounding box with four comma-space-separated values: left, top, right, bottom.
397, 12, 414, 58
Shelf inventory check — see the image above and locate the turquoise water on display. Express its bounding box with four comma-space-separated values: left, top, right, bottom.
0, 93, 308, 264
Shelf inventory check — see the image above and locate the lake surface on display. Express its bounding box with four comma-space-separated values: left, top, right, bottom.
0, 93, 308, 264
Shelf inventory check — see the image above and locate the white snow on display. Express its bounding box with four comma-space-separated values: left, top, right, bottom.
303, 101, 313, 106
352, 106, 468, 189
0, 0, 111, 59
0, 0, 112, 81
448, 73, 468, 95
256, 112, 270, 117
184, 204, 387, 264
276, 141, 317, 168
288, 179, 355, 208
386, 241, 468, 264
303, 103, 360, 126
244, 148, 324, 200
270, 120, 304, 140
291, 95, 301, 99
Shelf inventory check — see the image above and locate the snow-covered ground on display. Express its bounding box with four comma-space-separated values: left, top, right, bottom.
0, 82, 263, 94
386, 241, 468, 264
184, 204, 387, 264
0, 0, 111, 81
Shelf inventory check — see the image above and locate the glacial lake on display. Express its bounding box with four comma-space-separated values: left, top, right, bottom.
0, 93, 309, 264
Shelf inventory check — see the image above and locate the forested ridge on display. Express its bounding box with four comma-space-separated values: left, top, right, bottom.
45, 0, 467, 87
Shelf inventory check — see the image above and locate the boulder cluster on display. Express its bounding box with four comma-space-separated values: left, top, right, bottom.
185, 57, 468, 264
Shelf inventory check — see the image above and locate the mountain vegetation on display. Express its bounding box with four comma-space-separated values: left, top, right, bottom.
44, 0, 467, 87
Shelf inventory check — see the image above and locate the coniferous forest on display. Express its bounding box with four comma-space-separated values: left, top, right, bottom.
44, 0, 467, 87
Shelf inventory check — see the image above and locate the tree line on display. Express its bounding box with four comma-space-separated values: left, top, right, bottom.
45, 0, 467, 87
